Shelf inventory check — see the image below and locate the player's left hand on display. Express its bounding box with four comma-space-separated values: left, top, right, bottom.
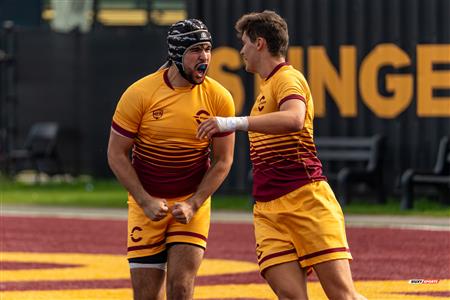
197, 117, 220, 139
171, 201, 195, 224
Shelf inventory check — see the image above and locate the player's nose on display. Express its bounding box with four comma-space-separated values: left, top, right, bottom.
199, 49, 208, 60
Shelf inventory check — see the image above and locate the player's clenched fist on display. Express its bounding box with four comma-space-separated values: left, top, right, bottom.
171, 202, 195, 224
141, 197, 169, 221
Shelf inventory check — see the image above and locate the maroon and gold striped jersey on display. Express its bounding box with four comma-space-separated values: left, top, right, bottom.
249, 63, 326, 201
112, 68, 235, 198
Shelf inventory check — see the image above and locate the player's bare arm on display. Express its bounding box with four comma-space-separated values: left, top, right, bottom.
171, 133, 235, 224
107, 130, 169, 221
197, 99, 306, 139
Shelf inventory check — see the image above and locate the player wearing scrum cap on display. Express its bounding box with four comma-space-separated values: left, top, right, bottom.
108, 19, 235, 300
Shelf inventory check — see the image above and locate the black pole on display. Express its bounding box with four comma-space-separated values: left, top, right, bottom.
146, 0, 153, 27
0, 21, 18, 175
3, 21, 18, 154
92, 0, 100, 30
0, 50, 6, 171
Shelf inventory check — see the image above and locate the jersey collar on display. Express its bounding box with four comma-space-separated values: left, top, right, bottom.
163, 68, 196, 90
265, 62, 289, 81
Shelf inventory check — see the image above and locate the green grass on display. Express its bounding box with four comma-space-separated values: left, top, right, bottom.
1, 178, 449, 216
0, 178, 253, 211
0, 179, 129, 208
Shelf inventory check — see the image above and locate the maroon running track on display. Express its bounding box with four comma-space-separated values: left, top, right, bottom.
1, 215, 450, 295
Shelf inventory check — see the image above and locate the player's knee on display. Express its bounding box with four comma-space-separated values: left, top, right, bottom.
167, 280, 193, 300
275, 292, 306, 300
132, 286, 164, 300
273, 287, 307, 300
323, 277, 359, 300
323, 289, 362, 300
269, 280, 307, 300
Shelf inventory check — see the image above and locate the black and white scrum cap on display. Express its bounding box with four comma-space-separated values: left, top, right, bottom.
166, 19, 212, 73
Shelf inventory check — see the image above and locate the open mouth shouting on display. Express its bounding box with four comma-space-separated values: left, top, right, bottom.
195, 63, 208, 79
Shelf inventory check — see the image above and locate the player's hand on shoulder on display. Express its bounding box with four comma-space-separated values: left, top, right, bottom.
171, 201, 195, 224
141, 196, 169, 221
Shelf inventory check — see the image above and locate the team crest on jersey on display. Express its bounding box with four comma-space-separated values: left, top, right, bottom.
152, 109, 163, 119
130, 226, 143, 243
194, 109, 210, 124
257, 96, 266, 111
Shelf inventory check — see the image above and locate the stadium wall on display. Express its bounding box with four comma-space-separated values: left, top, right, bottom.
9, 27, 168, 178
4, 0, 449, 198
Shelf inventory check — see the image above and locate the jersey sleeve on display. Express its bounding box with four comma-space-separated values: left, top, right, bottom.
212, 84, 236, 138
273, 71, 308, 109
216, 88, 235, 118
111, 86, 144, 139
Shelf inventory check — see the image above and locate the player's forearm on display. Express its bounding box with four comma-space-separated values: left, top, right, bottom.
215, 111, 303, 135
107, 153, 148, 204
187, 156, 233, 211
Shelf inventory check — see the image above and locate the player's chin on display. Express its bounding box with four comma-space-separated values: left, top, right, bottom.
193, 76, 206, 84
244, 64, 254, 73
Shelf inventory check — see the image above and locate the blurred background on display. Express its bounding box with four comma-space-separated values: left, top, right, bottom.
0, 0, 449, 211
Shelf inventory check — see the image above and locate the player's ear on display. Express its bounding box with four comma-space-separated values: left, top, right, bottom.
256, 37, 265, 50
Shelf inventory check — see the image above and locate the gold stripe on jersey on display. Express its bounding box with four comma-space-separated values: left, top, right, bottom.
249, 63, 325, 202
113, 68, 235, 198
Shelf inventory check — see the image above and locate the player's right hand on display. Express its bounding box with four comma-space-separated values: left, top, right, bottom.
141, 197, 169, 221
196, 117, 221, 139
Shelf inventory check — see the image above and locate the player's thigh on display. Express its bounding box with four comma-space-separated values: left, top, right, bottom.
264, 260, 308, 299
130, 267, 166, 300
166, 243, 204, 299
313, 259, 357, 299
167, 243, 204, 281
